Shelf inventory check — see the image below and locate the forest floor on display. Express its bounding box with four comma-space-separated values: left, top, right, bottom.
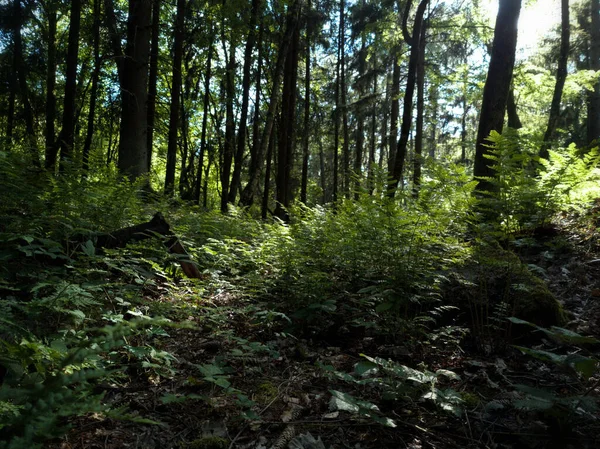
43, 213, 600, 449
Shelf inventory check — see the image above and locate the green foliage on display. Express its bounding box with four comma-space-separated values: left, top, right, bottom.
481, 130, 600, 234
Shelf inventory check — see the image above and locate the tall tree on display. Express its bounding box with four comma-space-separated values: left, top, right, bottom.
339, 0, 350, 197
388, 0, 430, 196
473, 0, 521, 192
57, 0, 82, 170
118, 0, 151, 179
229, 0, 261, 204
587, 0, 600, 145
220, 27, 236, 212
412, 18, 427, 195
540, 0, 570, 159
12, 0, 39, 165
43, 0, 58, 168
82, 0, 102, 173
274, 24, 300, 221
146, 0, 161, 172
165, 0, 186, 195
300, 0, 311, 204
239, 0, 302, 207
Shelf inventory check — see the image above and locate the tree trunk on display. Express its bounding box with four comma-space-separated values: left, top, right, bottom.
473, 0, 521, 192
540, 0, 569, 158
229, 0, 261, 204
44, 4, 57, 168
262, 127, 276, 219
368, 57, 377, 194
165, 0, 185, 195
506, 83, 522, 129
146, 0, 161, 172
13, 0, 39, 165
340, 0, 350, 197
388, 0, 429, 196
587, 0, 600, 145
412, 21, 426, 195
194, 31, 214, 205
239, 0, 302, 207
220, 31, 236, 213
82, 0, 102, 174
300, 1, 311, 204
274, 25, 300, 221
118, 0, 151, 180
57, 0, 82, 170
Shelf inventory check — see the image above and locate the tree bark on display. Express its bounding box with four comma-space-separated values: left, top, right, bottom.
239, 0, 302, 207
340, 0, 350, 197
388, 0, 429, 196
146, 0, 161, 172
44, 3, 57, 168
473, 0, 521, 192
540, 0, 569, 159
13, 0, 39, 166
83, 0, 102, 174
506, 83, 522, 129
412, 20, 426, 196
274, 25, 300, 221
118, 0, 151, 180
229, 0, 261, 204
220, 30, 236, 213
194, 30, 214, 205
165, 0, 185, 195
300, 1, 311, 204
587, 0, 600, 145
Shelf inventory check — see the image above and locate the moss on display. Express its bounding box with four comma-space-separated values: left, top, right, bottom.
448, 242, 566, 330
187, 437, 228, 449
255, 381, 278, 405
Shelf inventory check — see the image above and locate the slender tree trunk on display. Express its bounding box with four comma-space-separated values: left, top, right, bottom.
262, 127, 276, 219
412, 22, 426, 195
353, 37, 366, 201
388, 52, 400, 173
44, 5, 57, 167
379, 73, 390, 169
587, 0, 600, 145
220, 26, 236, 212
368, 58, 377, 194
229, 0, 261, 204
319, 135, 326, 203
540, 0, 569, 158
13, 0, 39, 165
274, 25, 300, 221
388, 0, 429, 196
340, 0, 350, 197
506, 83, 522, 129
83, 0, 102, 173
301, 2, 311, 204
250, 23, 263, 182
165, 0, 185, 195
194, 30, 214, 205
473, 0, 521, 192
239, 0, 302, 207
332, 21, 341, 203
147, 0, 160, 172
428, 81, 438, 159
118, 0, 151, 179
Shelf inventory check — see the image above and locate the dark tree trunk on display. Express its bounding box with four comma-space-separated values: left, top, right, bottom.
353, 38, 366, 201
13, 0, 39, 165
429, 82, 438, 159
388, 0, 429, 196
165, 0, 185, 195
332, 11, 341, 203
262, 127, 276, 219
340, 0, 350, 197
194, 31, 214, 205
239, 0, 302, 207
473, 0, 521, 192
229, 0, 261, 204
300, 1, 311, 204
44, 4, 57, 167
319, 134, 326, 203
274, 25, 300, 221
58, 0, 82, 170
146, 0, 161, 172
587, 0, 600, 145
82, 0, 102, 173
412, 21, 426, 195
104, 0, 124, 84
388, 51, 400, 174
220, 32, 236, 213
506, 84, 522, 129
118, 0, 151, 180
368, 57, 377, 194
540, 0, 569, 159
250, 23, 263, 187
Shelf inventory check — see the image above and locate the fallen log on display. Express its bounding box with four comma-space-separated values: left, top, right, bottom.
74, 212, 202, 279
